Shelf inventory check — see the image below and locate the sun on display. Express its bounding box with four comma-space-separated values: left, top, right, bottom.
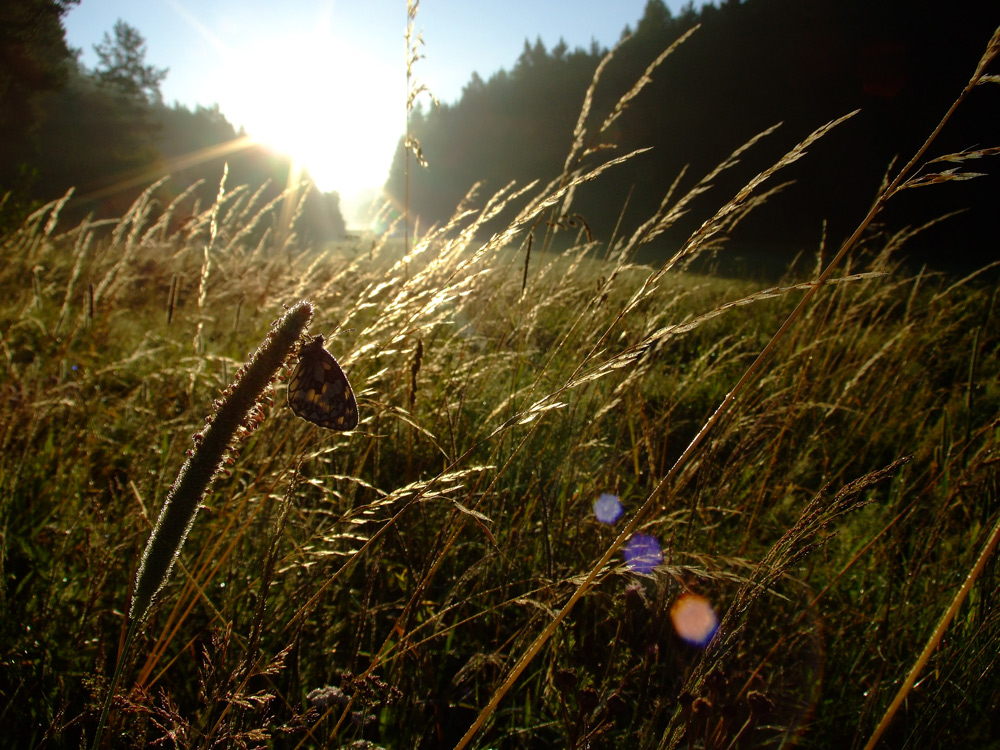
215, 29, 403, 222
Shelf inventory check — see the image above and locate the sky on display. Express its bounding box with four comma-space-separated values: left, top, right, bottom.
64, 0, 701, 228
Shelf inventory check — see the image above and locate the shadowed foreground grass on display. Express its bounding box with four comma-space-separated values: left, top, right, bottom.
2, 26, 1000, 750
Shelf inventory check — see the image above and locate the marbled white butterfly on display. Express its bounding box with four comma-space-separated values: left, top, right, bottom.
287, 334, 359, 431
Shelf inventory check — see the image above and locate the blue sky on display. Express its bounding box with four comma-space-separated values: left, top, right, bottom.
63, 0, 702, 225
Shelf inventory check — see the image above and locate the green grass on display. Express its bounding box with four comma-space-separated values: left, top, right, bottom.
2, 26, 1000, 750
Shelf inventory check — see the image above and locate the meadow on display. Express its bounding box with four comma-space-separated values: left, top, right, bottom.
2, 23, 1000, 750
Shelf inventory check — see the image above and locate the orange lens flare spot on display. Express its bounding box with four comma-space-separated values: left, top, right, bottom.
670, 593, 719, 647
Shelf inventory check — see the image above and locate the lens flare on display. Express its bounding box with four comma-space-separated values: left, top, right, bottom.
594, 492, 623, 524
624, 533, 662, 574
670, 593, 719, 647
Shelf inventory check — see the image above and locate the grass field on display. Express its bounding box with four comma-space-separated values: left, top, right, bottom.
2, 25, 1000, 750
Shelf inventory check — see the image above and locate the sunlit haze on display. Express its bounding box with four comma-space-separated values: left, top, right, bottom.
207, 25, 401, 212
64, 0, 698, 228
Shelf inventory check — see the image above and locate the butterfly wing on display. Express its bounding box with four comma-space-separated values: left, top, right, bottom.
287, 335, 359, 431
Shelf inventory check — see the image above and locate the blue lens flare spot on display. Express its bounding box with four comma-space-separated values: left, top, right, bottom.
594, 493, 624, 524
624, 533, 662, 574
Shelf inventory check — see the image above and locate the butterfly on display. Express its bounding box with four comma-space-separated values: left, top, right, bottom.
287, 334, 359, 431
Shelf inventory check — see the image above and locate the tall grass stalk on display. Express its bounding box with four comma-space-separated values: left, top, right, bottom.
90, 301, 312, 749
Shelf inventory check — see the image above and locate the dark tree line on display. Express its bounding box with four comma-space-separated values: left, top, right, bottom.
387, 0, 1000, 271
0, 3, 345, 240
1, 0, 80, 218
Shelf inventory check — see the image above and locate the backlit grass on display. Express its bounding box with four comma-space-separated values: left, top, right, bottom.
1, 23, 999, 750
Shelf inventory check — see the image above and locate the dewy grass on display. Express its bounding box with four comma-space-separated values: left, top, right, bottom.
452, 24, 1000, 750
90, 300, 312, 749
1, 13, 998, 750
